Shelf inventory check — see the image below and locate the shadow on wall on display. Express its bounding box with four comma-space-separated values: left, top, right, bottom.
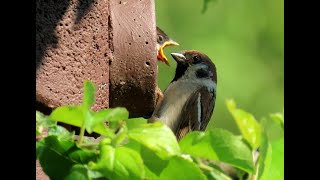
36, 0, 96, 69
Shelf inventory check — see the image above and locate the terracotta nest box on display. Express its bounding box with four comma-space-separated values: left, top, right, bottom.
36, 0, 158, 118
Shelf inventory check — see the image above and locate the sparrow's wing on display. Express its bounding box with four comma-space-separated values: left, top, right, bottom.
175, 87, 216, 140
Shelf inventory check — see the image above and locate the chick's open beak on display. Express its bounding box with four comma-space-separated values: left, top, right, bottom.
157, 40, 179, 66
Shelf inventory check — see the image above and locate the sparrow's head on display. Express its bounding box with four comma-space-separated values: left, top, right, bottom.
170, 50, 217, 85
156, 27, 179, 66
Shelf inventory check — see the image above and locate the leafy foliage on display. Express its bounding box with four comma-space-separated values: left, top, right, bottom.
179, 129, 254, 173
36, 81, 284, 180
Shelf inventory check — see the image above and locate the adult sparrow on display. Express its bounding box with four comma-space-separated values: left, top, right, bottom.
150, 50, 217, 140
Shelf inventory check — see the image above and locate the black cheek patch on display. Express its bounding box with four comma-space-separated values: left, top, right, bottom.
196, 69, 209, 78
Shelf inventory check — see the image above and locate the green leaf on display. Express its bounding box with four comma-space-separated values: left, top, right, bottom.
48, 126, 74, 141
257, 132, 272, 180
179, 129, 254, 173
113, 146, 145, 180
91, 145, 145, 180
111, 126, 128, 146
105, 108, 129, 130
270, 137, 284, 178
77, 136, 100, 150
82, 110, 109, 137
49, 106, 109, 136
126, 117, 148, 130
226, 99, 261, 150
64, 164, 89, 180
259, 137, 284, 180
86, 109, 111, 134
128, 121, 181, 158
39, 135, 98, 179
93, 144, 115, 171
270, 113, 284, 129
106, 108, 129, 122
92, 124, 111, 136
124, 141, 170, 179
160, 156, 207, 180
50, 106, 84, 127
68, 146, 98, 164
38, 136, 76, 179
36, 110, 56, 135
82, 80, 96, 110
140, 145, 169, 177
124, 139, 141, 152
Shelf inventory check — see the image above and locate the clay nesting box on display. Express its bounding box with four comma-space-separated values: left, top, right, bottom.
36, 0, 158, 118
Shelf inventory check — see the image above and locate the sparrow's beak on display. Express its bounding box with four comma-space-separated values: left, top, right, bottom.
171, 52, 186, 64
157, 40, 179, 66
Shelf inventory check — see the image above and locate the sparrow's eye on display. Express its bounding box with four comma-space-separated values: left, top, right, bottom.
158, 35, 163, 42
193, 55, 201, 64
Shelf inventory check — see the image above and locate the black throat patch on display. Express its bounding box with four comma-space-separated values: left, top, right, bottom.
172, 64, 188, 82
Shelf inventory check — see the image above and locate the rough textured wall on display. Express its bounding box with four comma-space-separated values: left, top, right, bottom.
36, 0, 111, 111
36, 0, 157, 179
36, 0, 157, 116
109, 0, 157, 118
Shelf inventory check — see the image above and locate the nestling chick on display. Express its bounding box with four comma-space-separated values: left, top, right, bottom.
150, 50, 217, 140
156, 26, 179, 66
155, 26, 179, 104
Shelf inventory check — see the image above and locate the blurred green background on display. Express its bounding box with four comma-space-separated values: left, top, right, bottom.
155, 0, 284, 134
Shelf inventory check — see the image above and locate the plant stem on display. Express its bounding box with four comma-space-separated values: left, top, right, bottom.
77, 119, 86, 146
250, 150, 259, 180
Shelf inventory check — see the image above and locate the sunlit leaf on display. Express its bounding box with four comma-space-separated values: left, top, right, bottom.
128, 122, 180, 158
126, 117, 148, 130
160, 156, 207, 180
226, 99, 261, 150
50, 106, 84, 127
49, 106, 109, 136
91, 145, 145, 180
259, 137, 284, 180
179, 128, 254, 173
64, 164, 89, 180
